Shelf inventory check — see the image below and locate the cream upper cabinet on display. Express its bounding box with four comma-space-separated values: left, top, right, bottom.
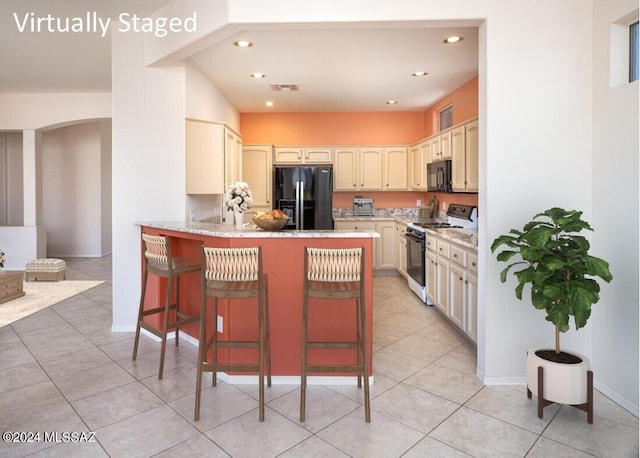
303, 148, 332, 163
273, 147, 303, 163
431, 130, 452, 161
242, 145, 273, 210
464, 120, 479, 192
410, 144, 422, 190
450, 118, 479, 193
334, 149, 359, 190
274, 147, 332, 164
450, 125, 467, 191
225, 127, 242, 189
335, 148, 383, 191
383, 147, 408, 190
411, 141, 430, 190
186, 119, 240, 194
359, 148, 383, 190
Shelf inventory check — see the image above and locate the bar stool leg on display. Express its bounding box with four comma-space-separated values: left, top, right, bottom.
264, 276, 272, 388
132, 269, 149, 361
174, 278, 180, 347
194, 293, 207, 421
158, 273, 173, 380
259, 291, 265, 421
300, 292, 308, 422
360, 295, 371, 422
212, 297, 219, 387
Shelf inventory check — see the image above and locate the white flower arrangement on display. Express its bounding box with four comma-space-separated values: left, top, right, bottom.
224, 181, 253, 213
0, 250, 4, 268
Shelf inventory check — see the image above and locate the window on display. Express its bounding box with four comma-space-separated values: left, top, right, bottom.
439, 105, 453, 131
630, 21, 639, 82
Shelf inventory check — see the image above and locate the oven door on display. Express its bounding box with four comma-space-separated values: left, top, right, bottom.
406, 232, 425, 287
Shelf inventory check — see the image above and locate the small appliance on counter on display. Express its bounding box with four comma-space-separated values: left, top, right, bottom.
353, 196, 374, 216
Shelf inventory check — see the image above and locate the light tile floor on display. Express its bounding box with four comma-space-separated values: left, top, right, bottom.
1, 257, 638, 457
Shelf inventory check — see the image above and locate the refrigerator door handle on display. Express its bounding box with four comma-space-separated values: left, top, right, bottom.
295, 181, 301, 230
299, 180, 305, 230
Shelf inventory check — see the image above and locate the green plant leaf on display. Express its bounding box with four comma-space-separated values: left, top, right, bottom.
585, 255, 613, 282
496, 250, 519, 262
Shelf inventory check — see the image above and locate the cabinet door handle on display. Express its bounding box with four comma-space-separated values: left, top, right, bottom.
453, 254, 458, 258
472, 262, 476, 267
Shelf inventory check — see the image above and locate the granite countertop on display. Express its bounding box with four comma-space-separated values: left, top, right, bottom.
426, 228, 478, 250
335, 215, 478, 250
138, 221, 379, 239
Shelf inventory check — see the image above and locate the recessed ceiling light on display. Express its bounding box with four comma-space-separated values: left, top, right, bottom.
443, 35, 463, 44
412, 71, 428, 77
265, 101, 274, 107
234, 40, 253, 48
386, 100, 398, 105
251, 72, 266, 79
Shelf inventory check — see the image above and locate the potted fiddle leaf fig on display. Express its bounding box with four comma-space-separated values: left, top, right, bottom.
491, 207, 612, 421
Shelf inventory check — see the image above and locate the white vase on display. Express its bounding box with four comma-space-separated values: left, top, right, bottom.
526, 349, 591, 405
234, 211, 244, 230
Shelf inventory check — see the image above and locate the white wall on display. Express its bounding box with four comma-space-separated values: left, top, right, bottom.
591, 0, 639, 413
101, 120, 113, 256
111, 26, 188, 330
111, 26, 241, 331
42, 121, 109, 257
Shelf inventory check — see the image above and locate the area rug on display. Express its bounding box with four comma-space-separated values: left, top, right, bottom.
0, 280, 104, 328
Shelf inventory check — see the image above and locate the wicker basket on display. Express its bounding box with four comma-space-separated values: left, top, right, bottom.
253, 217, 288, 231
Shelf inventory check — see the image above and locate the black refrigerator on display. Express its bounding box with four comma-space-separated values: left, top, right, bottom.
274, 166, 333, 230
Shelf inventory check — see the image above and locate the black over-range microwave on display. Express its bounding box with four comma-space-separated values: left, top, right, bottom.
427, 159, 452, 193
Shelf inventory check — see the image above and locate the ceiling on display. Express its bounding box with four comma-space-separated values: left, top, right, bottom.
1, 1, 479, 113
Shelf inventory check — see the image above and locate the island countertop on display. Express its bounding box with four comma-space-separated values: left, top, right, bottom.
137, 221, 380, 238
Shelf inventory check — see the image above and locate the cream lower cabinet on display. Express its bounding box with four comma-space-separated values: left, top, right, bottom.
242, 145, 273, 212
427, 233, 478, 343
425, 250, 437, 304
396, 222, 407, 277
435, 245, 450, 315
334, 219, 395, 270
377, 221, 396, 269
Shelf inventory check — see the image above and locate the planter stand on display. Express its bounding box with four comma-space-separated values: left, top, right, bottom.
527, 351, 593, 424
526, 354, 594, 424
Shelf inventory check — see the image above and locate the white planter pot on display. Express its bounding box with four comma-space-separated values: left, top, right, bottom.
526, 349, 591, 405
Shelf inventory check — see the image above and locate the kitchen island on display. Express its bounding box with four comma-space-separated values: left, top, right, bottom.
138, 221, 379, 382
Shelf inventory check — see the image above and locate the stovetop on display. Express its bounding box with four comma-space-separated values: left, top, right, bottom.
413, 222, 463, 229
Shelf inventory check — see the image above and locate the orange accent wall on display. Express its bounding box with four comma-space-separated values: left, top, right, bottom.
240, 112, 425, 145
240, 76, 479, 209
423, 76, 479, 137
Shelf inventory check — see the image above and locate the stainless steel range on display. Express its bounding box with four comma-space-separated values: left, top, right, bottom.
406, 204, 478, 303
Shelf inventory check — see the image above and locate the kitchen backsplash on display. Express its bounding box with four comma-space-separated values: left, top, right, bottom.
333, 207, 449, 221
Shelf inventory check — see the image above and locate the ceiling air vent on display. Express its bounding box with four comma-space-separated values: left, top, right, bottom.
270, 84, 299, 92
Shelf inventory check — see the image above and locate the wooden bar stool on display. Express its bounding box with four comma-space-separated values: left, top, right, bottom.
195, 246, 271, 422
132, 233, 201, 379
300, 246, 370, 422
